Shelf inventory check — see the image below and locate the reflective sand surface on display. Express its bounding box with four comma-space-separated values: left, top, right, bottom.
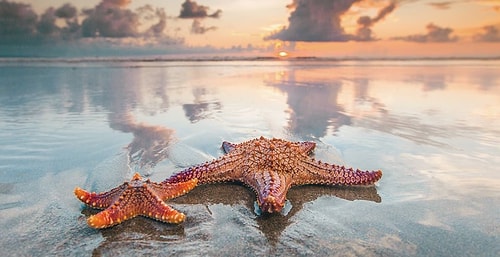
0, 60, 499, 256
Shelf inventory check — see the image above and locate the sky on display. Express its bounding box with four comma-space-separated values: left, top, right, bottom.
1, 0, 500, 58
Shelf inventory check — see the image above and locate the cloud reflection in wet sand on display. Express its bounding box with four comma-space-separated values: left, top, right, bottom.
265, 69, 351, 139
183, 87, 222, 123
110, 113, 175, 171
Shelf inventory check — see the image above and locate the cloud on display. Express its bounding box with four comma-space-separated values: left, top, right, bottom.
190, 19, 217, 34
392, 23, 458, 42
355, 2, 396, 41
266, 0, 361, 42
54, 3, 77, 19
81, 1, 139, 37
80, 1, 178, 40
266, 0, 396, 42
428, 2, 453, 10
179, 0, 222, 19
37, 8, 59, 36
473, 25, 500, 42
135, 5, 167, 37
178, 0, 221, 35
0, 0, 181, 45
32, 4, 78, 40
0, 1, 38, 43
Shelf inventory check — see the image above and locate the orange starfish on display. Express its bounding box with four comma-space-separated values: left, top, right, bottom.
167, 137, 382, 213
74, 173, 197, 229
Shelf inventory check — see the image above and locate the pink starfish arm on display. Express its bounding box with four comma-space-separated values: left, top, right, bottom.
74, 184, 128, 209
150, 179, 200, 201
166, 152, 246, 184
293, 158, 383, 186
242, 170, 292, 213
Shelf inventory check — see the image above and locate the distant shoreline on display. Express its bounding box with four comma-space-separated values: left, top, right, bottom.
1, 55, 500, 63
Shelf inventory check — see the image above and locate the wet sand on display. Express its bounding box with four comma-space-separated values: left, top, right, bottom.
0, 59, 499, 256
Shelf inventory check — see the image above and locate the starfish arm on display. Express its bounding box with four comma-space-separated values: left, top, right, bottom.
86, 186, 143, 228
74, 184, 128, 209
298, 141, 316, 155
293, 158, 382, 186
243, 171, 292, 213
148, 178, 198, 201
224, 137, 314, 154
166, 153, 246, 184
139, 193, 187, 224
86, 204, 136, 229
221, 141, 238, 153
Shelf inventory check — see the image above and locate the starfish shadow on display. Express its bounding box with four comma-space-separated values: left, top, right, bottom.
78, 168, 380, 248
80, 208, 187, 255
172, 182, 381, 245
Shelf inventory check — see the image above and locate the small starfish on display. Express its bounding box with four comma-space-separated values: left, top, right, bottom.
75, 173, 197, 228
167, 137, 382, 213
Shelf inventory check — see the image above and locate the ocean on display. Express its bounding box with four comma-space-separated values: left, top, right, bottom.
0, 58, 499, 256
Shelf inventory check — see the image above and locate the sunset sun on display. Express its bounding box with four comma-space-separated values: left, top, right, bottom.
278, 51, 289, 58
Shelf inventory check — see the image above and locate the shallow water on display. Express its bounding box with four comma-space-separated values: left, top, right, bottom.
0, 59, 499, 256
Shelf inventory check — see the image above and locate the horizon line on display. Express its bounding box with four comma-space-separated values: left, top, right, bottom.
1, 55, 500, 63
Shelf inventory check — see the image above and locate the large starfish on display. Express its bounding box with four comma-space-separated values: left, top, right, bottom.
75, 173, 197, 228
167, 136, 382, 213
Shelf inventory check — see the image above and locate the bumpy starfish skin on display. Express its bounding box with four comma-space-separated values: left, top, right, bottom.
167, 137, 382, 213
74, 173, 197, 228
